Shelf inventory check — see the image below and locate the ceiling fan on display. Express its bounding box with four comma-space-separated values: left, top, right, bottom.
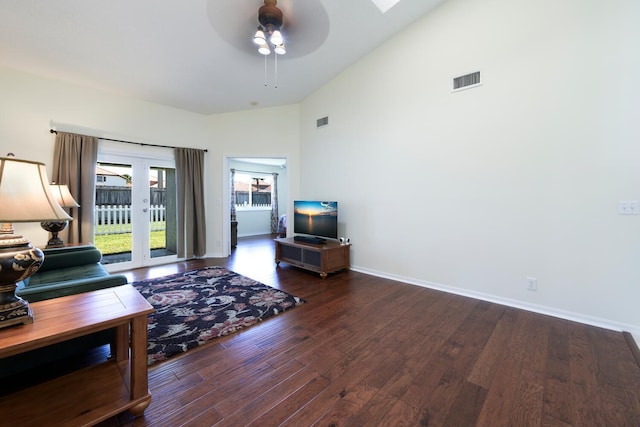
252, 0, 286, 55
207, 0, 330, 59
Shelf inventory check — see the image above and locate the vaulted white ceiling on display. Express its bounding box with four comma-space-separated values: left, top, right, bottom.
0, 0, 443, 115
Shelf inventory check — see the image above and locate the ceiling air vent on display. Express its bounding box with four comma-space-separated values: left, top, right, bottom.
316, 116, 329, 128
452, 71, 481, 92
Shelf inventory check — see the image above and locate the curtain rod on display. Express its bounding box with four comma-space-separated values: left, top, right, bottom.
232, 168, 279, 176
50, 129, 208, 152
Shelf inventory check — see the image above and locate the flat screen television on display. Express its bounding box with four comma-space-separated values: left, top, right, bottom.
293, 200, 338, 241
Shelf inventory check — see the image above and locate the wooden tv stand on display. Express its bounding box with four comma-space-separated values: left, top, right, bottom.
275, 237, 350, 279
0, 285, 154, 425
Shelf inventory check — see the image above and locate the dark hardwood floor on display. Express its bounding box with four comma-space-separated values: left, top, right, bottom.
60, 236, 640, 425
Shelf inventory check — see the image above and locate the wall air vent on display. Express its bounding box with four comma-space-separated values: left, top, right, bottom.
452, 71, 481, 92
316, 116, 329, 128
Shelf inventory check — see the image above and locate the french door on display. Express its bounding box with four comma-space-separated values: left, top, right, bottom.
95, 152, 178, 271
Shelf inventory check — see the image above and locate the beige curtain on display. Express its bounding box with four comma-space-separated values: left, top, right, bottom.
230, 168, 237, 222
175, 147, 206, 258
52, 132, 98, 244
270, 172, 279, 233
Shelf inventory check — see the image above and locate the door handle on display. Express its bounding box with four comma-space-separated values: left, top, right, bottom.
142, 208, 149, 212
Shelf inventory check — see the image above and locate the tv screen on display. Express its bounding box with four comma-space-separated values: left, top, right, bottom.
293, 201, 338, 240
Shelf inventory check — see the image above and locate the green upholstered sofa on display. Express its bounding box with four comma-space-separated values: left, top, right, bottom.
1, 245, 128, 381
16, 245, 127, 302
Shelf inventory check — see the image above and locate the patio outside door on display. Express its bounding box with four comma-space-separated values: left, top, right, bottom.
95, 154, 177, 270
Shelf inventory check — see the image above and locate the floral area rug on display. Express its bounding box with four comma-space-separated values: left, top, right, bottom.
132, 266, 306, 366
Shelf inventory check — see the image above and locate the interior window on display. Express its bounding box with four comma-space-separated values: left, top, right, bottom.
234, 173, 272, 209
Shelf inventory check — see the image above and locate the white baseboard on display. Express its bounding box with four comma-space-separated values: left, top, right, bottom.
204, 251, 227, 259
350, 265, 640, 345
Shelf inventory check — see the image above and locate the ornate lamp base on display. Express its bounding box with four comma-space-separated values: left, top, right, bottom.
0, 284, 33, 327
0, 226, 44, 329
41, 220, 69, 248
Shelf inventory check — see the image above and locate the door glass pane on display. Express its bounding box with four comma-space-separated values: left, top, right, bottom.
149, 166, 177, 259
95, 162, 133, 265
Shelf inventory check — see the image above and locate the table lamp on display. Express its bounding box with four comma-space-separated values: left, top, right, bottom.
0, 154, 72, 328
41, 184, 80, 248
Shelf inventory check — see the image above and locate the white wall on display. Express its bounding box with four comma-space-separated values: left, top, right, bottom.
235, 209, 271, 237
0, 67, 300, 258
299, 0, 640, 335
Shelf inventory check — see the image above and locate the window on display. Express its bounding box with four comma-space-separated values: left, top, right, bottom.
233, 173, 271, 209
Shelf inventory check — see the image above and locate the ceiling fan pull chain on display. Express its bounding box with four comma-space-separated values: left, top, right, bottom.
264, 54, 268, 87
274, 51, 278, 89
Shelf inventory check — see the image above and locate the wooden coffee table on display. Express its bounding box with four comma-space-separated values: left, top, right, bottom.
0, 284, 154, 426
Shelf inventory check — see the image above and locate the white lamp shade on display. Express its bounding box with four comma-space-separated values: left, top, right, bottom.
274, 43, 286, 55
258, 43, 271, 55
0, 156, 72, 222
253, 29, 266, 45
270, 30, 283, 46
49, 184, 80, 208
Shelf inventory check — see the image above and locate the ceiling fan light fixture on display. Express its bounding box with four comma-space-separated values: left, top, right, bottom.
258, 43, 271, 55
253, 0, 286, 55
253, 29, 266, 45
254, 0, 287, 86
274, 43, 286, 55
270, 30, 283, 46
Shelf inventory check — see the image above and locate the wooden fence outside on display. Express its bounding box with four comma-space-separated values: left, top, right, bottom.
94, 205, 166, 235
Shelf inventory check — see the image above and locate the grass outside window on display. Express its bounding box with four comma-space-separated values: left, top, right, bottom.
94, 222, 166, 255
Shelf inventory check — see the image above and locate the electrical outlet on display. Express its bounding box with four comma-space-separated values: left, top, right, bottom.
526, 277, 538, 291
618, 201, 640, 215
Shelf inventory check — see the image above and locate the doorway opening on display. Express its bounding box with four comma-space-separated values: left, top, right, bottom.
227, 157, 288, 254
